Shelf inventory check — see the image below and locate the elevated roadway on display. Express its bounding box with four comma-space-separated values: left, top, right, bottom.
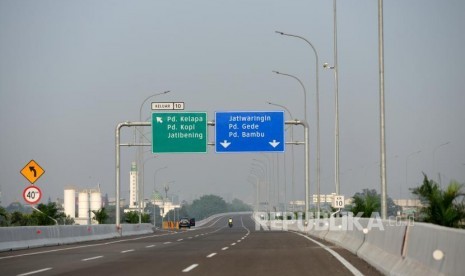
0, 214, 380, 275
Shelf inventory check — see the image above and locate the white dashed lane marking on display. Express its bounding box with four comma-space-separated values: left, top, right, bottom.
206, 253, 217, 258
182, 264, 198, 272
17, 268, 52, 276
82, 256, 103, 261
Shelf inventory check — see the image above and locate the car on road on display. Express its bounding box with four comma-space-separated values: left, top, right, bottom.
178, 218, 191, 229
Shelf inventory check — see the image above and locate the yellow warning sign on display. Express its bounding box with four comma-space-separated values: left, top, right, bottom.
20, 160, 45, 184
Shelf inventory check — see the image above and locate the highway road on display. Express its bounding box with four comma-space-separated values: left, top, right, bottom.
0, 214, 382, 275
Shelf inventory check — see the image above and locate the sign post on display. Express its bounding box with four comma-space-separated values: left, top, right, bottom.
215, 111, 285, 153
152, 112, 207, 153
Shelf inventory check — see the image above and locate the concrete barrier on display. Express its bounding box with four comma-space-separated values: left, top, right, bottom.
392, 222, 465, 276
0, 224, 152, 252
307, 219, 329, 240
321, 217, 367, 255
253, 213, 465, 275
121, 223, 153, 236
356, 220, 406, 275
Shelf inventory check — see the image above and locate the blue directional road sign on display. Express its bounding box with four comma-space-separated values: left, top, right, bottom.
215, 111, 285, 153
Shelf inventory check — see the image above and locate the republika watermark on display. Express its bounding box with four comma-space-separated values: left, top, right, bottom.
254, 212, 414, 232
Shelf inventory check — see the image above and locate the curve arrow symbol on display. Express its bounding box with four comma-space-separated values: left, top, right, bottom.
269, 140, 280, 148
29, 166, 37, 177
220, 140, 231, 149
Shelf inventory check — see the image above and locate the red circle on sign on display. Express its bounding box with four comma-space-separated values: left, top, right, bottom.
23, 186, 42, 204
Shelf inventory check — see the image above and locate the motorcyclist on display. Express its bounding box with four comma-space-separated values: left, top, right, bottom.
228, 217, 233, 227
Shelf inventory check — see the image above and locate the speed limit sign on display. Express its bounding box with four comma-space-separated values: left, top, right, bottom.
23, 186, 42, 204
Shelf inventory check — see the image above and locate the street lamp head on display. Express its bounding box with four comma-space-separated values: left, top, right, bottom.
323, 63, 335, 69
275, 31, 284, 35
272, 70, 280, 74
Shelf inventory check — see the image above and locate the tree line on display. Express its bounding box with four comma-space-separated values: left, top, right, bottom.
2, 178, 463, 228
349, 173, 464, 228
0, 194, 252, 226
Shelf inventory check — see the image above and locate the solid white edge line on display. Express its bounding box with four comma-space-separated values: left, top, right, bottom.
17, 268, 52, 276
206, 253, 217, 258
182, 264, 199, 272
293, 232, 363, 276
82, 256, 103, 261
0, 232, 174, 260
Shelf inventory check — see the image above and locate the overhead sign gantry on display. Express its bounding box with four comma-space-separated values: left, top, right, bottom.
115, 109, 309, 230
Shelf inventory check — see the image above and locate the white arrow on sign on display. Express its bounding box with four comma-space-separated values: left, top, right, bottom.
269, 140, 280, 148
220, 140, 231, 148
156, 117, 163, 123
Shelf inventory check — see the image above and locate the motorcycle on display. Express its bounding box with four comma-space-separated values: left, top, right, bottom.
228, 218, 233, 228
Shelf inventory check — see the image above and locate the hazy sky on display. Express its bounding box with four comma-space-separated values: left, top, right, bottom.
1, 0, 464, 208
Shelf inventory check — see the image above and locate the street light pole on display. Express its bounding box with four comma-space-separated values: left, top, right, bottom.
405, 151, 421, 199
268, 102, 295, 211
253, 158, 269, 214
378, 0, 388, 220
153, 166, 167, 227
249, 174, 259, 213
154, 166, 168, 193
137, 91, 170, 225
272, 71, 307, 122
274, 32, 321, 217
333, 0, 340, 198
250, 167, 264, 213
433, 142, 450, 186
140, 156, 157, 223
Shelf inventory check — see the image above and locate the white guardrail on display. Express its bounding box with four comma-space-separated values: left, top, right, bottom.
0, 224, 153, 252
253, 212, 465, 276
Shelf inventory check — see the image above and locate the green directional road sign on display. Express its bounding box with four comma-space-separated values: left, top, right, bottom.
152, 112, 207, 153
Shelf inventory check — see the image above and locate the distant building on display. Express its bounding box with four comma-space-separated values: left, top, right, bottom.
125, 161, 148, 213
394, 199, 422, 217
63, 187, 102, 225
146, 190, 179, 218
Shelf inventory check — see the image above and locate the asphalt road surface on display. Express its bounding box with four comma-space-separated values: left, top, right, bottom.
0, 214, 382, 275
